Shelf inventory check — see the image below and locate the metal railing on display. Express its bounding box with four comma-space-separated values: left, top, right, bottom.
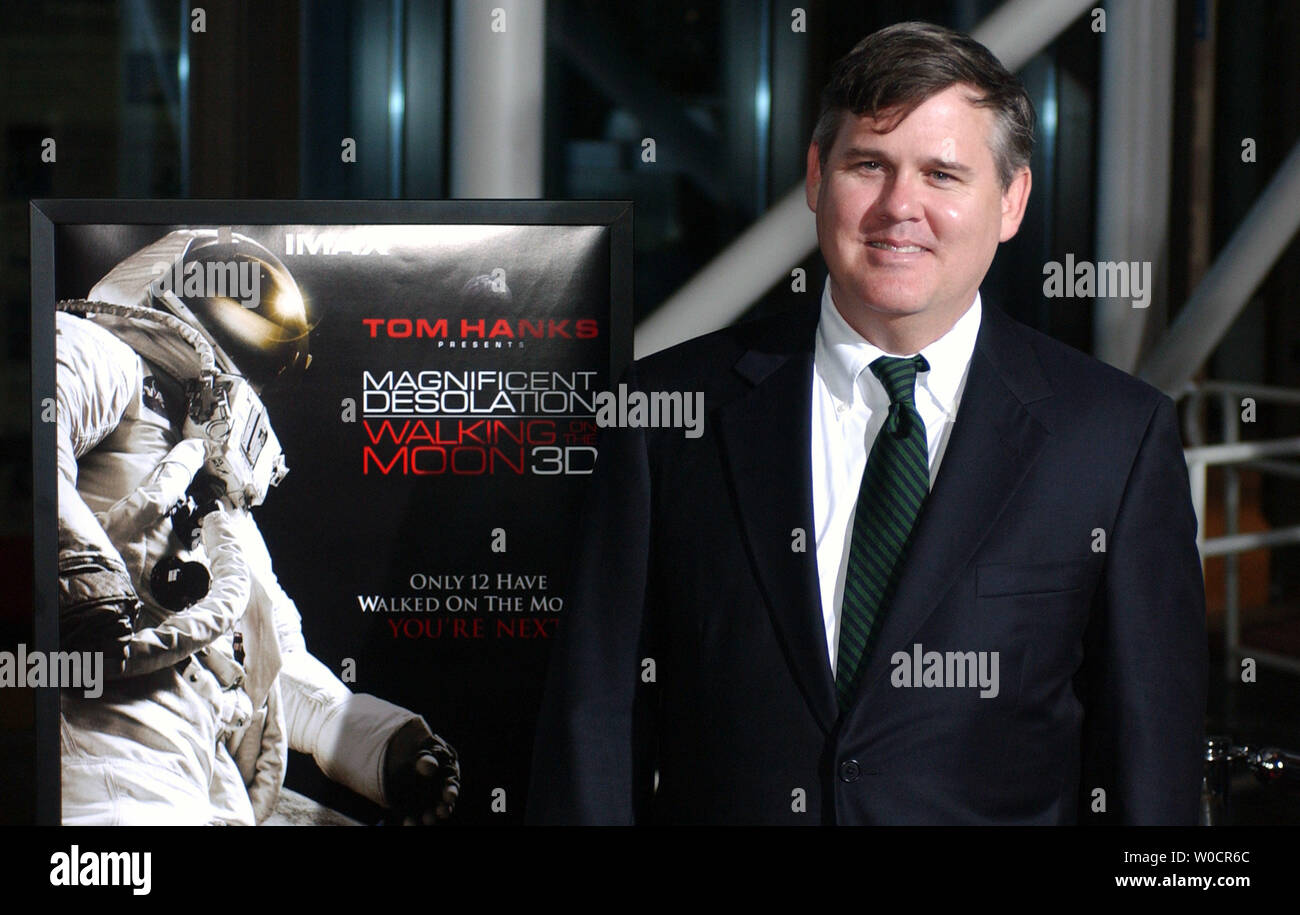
1180, 381, 1300, 679
1201, 736, 1300, 825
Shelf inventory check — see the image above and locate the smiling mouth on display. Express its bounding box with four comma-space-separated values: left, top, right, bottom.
868, 241, 926, 253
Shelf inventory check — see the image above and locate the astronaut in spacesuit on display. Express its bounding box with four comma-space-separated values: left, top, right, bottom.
56, 228, 458, 825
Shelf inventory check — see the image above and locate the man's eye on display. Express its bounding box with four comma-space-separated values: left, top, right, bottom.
856, 160, 882, 171
930, 170, 954, 181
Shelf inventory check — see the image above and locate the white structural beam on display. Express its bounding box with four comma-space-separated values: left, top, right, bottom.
970, 0, 1099, 71
636, 186, 816, 358
450, 0, 546, 198
1140, 138, 1300, 395
635, 0, 1096, 358
1093, 0, 1175, 372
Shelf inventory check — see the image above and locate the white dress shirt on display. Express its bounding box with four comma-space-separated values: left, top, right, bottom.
811, 278, 982, 674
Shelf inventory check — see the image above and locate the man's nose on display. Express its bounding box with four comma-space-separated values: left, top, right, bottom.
874, 171, 921, 222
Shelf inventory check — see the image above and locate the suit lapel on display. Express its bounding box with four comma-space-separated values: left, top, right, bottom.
716, 315, 839, 734
849, 303, 1054, 709
711, 303, 1055, 728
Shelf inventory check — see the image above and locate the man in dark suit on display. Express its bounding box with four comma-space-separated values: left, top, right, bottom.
529, 21, 1206, 825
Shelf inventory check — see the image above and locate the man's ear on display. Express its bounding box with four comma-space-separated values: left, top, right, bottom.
998, 166, 1032, 242
806, 143, 823, 213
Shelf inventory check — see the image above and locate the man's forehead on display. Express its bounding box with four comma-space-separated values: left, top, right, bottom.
830, 91, 996, 158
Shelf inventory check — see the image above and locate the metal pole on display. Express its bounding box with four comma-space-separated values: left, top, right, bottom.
1092, 0, 1174, 372
1188, 456, 1207, 549
450, 0, 546, 198
1183, 436, 1300, 465
1222, 390, 1241, 681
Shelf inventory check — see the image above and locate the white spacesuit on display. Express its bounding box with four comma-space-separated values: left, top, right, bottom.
56, 229, 453, 825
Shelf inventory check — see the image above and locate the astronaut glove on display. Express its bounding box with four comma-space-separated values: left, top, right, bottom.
382, 719, 461, 826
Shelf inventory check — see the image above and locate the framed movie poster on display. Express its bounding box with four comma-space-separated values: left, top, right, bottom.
30, 199, 632, 825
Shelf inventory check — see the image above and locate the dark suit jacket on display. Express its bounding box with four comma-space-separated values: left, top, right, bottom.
529, 300, 1207, 825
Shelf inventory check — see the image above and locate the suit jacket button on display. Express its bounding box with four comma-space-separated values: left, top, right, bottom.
838, 759, 861, 783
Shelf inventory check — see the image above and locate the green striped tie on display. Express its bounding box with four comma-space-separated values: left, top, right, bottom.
835, 354, 931, 710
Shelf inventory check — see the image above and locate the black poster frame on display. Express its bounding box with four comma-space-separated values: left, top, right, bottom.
29, 198, 633, 825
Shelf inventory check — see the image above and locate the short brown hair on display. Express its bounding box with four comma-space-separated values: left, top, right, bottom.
811, 21, 1035, 189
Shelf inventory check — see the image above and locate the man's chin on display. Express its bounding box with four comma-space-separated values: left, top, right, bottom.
854, 295, 933, 321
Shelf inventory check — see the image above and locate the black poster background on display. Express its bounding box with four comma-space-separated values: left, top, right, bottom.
41, 206, 629, 825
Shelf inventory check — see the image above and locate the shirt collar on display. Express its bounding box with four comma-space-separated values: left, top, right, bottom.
814, 276, 982, 414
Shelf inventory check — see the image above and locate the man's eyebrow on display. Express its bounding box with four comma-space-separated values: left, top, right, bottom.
923, 156, 974, 175
838, 146, 975, 175
840, 146, 891, 162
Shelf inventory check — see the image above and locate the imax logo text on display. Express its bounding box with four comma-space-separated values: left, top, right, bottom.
285, 231, 391, 256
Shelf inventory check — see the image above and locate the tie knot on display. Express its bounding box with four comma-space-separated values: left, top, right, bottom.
869, 354, 929, 405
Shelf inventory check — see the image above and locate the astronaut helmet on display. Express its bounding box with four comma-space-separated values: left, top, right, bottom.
147, 230, 312, 392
